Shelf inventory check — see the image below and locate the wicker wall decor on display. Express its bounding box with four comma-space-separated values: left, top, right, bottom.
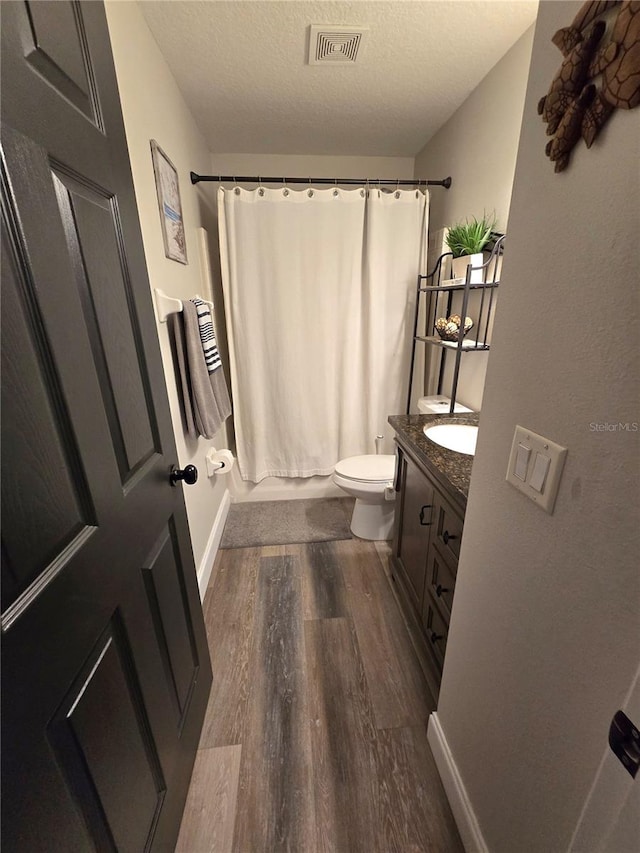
538, 0, 640, 173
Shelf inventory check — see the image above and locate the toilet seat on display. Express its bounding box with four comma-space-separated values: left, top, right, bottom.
334, 454, 396, 483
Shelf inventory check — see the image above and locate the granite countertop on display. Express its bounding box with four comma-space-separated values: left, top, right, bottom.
387, 411, 480, 510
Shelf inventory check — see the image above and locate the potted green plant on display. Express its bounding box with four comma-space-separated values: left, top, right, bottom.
445, 213, 500, 283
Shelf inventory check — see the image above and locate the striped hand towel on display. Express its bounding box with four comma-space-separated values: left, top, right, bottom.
192, 297, 222, 374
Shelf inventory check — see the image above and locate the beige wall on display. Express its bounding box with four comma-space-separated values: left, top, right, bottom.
414, 26, 534, 235
437, 2, 640, 850
105, 1, 230, 589
414, 27, 535, 411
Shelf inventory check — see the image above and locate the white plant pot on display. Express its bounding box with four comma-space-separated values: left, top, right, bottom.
451, 251, 502, 284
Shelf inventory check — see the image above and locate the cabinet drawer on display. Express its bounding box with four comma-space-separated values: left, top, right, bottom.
426, 545, 456, 619
433, 492, 464, 564
422, 595, 448, 672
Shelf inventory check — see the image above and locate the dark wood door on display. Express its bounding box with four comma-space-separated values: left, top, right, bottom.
1, 3, 212, 850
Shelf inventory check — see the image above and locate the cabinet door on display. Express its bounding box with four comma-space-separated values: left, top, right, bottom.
397, 454, 435, 609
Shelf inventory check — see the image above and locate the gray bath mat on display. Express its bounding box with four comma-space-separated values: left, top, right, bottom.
220, 497, 355, 549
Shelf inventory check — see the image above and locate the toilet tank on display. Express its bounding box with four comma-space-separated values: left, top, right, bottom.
417, 395, 473, 414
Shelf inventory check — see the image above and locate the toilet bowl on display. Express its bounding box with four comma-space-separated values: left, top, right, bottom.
333, 454, 396, 540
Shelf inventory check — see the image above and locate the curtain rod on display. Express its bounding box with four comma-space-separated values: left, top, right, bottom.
190, 172, 452, 189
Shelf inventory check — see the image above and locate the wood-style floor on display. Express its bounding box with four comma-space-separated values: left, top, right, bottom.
176, 538, 463, 853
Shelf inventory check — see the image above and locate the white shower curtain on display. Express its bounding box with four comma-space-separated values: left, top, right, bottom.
218, 185, 428, 483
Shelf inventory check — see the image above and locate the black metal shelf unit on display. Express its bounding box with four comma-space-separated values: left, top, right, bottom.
406, 235, 506, 414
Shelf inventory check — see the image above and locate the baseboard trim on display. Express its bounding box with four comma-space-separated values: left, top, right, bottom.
197, 488, 231, 600
427, 712, 488, 853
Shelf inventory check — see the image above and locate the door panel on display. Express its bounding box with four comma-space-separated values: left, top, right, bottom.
143, 523, 200, 727
1, 224, 96, 611
23, 0, 101, 126
1, 2, 212, 849
49, 617, 166, 853
52, 169, 158, 478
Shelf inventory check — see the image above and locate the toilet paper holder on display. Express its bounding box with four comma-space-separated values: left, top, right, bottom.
205, 448, 234, 477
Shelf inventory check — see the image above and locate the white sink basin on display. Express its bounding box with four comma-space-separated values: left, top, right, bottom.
423, 424, 478, 456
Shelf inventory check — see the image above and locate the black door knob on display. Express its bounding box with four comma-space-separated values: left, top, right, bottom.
170, 464, 198, 486
443, 530, 458, 545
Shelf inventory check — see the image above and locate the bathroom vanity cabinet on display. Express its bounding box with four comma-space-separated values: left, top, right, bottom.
388, 414, 474, 699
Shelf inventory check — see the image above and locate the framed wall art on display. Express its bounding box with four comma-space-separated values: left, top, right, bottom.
150, 139, 188, 264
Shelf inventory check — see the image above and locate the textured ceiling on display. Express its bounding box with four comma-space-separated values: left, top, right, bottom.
140, 1, 538, 157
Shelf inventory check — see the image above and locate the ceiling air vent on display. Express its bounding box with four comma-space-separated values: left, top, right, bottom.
308, 25, 368, 65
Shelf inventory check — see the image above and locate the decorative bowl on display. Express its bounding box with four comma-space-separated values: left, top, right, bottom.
435, 315, 474, 342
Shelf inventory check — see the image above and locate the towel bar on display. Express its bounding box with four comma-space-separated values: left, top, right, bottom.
154, 289, 213, 323
155, 289, 183, 323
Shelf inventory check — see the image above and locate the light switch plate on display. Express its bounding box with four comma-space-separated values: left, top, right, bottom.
506, 425, 567, 514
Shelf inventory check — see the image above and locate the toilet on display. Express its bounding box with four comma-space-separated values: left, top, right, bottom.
333, 454, 396, 540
